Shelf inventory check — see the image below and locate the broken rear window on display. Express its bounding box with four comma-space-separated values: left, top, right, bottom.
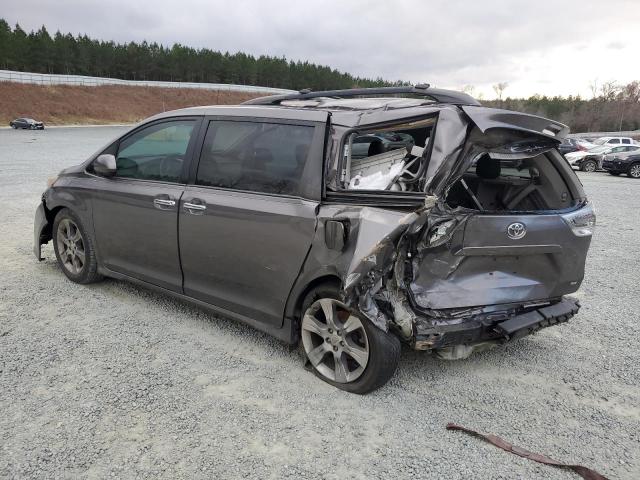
340, 117, 436, 192
446, 153, 576, 211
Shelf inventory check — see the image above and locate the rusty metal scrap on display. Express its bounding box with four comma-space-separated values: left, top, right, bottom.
446, 423, 609, 480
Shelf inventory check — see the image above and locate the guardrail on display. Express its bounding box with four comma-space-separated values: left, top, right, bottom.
568, 130, 640, 139
0, 69, 295, 95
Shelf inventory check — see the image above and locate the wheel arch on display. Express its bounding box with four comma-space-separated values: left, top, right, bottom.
38, 186, 95, 261
285, 273, 343, 345
628, 160, 640, 177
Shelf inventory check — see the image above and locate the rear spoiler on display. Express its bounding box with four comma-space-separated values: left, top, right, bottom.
461, 106, 569, 142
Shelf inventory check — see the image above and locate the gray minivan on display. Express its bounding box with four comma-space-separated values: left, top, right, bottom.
34, 86, 595, 393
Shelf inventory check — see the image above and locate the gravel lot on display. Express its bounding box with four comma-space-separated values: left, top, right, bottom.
1, 127, 638, 479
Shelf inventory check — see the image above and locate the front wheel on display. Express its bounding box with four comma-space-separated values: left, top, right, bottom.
581, 160, 597, 172
53, 208, 103, 284
628, 164, 640, 179
300, 284, 400, 394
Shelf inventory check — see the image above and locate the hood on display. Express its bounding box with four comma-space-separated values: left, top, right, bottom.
566, 151, 588, 160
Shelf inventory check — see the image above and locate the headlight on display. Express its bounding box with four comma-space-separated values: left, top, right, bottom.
561, 202, 596, 237
47, 175, 59, 187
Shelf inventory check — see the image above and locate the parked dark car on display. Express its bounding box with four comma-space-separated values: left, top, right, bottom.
558, 137, 583, 155
602, 150, 640, 178
10, 118, 45, 130
34, 86, 595, 393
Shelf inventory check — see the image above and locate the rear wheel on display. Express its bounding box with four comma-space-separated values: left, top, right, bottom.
581, 160, 597, 172
628, 164, 640, 179
53, 208, 103, 284
300, 284, 401, 394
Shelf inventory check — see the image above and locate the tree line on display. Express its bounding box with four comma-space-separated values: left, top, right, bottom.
0, 19, 399, 90
482, 80, 640, 133
1, 19, 638, 132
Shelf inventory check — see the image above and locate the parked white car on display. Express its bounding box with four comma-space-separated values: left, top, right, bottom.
593, 136, 636, 146
565, 144, 640, 172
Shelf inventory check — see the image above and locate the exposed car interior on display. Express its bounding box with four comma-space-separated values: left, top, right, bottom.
344, 118, 435, 192
445, 153, 575, 211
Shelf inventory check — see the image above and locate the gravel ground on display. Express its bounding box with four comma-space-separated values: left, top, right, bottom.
1, 127, 638, 479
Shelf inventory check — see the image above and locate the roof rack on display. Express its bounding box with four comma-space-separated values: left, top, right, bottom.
242, 84, 481, 106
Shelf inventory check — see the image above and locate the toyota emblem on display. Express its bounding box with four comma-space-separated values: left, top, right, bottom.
507, 222, 526, 240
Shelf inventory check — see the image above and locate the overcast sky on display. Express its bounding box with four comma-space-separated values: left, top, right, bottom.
3, 0, 639, 98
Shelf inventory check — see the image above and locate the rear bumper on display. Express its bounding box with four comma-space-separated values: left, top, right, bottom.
413, 296, 580, 350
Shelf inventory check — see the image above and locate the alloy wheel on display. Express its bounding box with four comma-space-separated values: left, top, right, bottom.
56, 218, 86, 275
301, 298, 369, 383
629, 164, 640, 178
583, 161, 596, 172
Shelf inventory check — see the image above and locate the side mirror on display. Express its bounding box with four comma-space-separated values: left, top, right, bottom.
94, 154, 116, 177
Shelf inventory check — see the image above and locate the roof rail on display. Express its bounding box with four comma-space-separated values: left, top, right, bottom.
242, 84, 481, 106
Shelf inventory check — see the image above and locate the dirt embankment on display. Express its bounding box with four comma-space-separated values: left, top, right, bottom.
0, 82, 263, 125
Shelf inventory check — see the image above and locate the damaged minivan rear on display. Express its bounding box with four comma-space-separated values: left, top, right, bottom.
288, 91, 594, 392
35, 86, 594, 394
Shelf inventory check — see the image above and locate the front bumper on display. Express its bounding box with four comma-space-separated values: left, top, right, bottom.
413, 296, 580, 350
34, 202, 50, 260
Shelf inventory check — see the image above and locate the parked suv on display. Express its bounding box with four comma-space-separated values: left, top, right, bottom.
593, 136, 635, 146
602, 149, 640, 178
34, 86, 595, 393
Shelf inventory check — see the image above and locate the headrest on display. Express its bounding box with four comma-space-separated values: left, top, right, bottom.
295, 144, 309, 164
246, 148, 272, 170
475, 156, 501, 179
367, 140, 384, 157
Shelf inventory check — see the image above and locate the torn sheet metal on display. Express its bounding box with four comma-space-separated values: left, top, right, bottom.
309, 111, 589, 353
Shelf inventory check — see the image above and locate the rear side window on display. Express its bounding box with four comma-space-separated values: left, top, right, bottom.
116, 120, 196, 183
622, 138, 631, 144
196, 120, 314, 196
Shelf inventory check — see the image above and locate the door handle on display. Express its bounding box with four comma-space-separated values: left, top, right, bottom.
154, 198, 176, 207
183, 202, 207, 213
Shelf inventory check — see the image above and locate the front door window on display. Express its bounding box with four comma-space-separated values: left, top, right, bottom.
116, 120, 196, 183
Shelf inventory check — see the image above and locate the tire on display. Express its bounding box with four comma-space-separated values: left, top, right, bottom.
581, 160, 597, 172
299, 283, 401, 394
52, 208, 103, 284
608, 171, 621, 176
628, 164, 640, 179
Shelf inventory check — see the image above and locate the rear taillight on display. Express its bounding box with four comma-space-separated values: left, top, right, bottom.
561, 202, 596, 237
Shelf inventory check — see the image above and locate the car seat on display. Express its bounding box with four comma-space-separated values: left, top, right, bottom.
474, 156, 503, 210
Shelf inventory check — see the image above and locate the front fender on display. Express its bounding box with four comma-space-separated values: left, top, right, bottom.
34, 202, 50, 261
